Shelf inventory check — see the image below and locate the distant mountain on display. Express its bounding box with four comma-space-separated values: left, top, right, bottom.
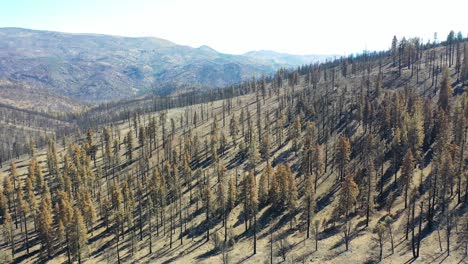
0, 28, 332, 103
243, 50, 335, 68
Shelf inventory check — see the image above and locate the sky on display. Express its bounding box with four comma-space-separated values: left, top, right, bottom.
0, 0, 466, 55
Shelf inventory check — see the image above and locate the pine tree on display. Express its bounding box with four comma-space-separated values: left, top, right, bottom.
313, 219, 321, 251
438, 67, 452, 112
291, 116, 302, 152
337, 173, 359, 217
57, 219, 65, 252
336, 173, 359, 251
260, 131, 271, 161
57, 191, 74, 264
38, 197, 53, 258
86, 128, 94, 146
35, 161, 44, 193
362, 163, 375, 227
407, 103, 425, 162
391, 36, 398, 67
139, 124, 146, 147
211, 134, 219, 163
28, 138, 36, 158
229, 113, 239, 143
248, 131, 260, 171
373, 222, 386, 261
126, 129, 135, 162
104, 128, 113, 170
3, 211, 14, 258
82, 191, 97, 235
227, 175, 237, 212
216, 180, 226, 229
18, 184, 30, 254
3, 176, 14, 225
336, 136, 351, 181
384, 216, 395, 255
241, 172, 251, 233
461, 43, 468, 84
269, 165, 279, 206
375, 72, 383, 98
391, 127, 402, 184
27, 158, 36, 187
71, 208, 87, 263
0, 184, 6, 223
47, 138, 59, 177
401, 150, 414, 209
258, 163, 272, 205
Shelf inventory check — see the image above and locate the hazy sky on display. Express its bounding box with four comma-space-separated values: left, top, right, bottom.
1, 0, 466, 55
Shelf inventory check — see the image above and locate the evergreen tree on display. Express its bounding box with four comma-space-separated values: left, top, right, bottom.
291, 116, 302, 152
244, 170, 258, 254
438, 67, 452, 112
373, 222, 386, 261
3, 211, 14, 258
82, 191, 97, 235
461, 43, 468, 84
336, 173, 359, 251
406, 103, 425, 162
401, 150, 414, 209
126, 129, 135, 162
227, 175, 237, 211
3, 176, 13, 225
391, 35, 398, 67
258, 163, 273, 205
260, 131, 271, 161
18, 185, 30, 254
57, 191, 74, 264
38, 197, 53, 258
336, 136, 351, 181
71, 208, 87, 263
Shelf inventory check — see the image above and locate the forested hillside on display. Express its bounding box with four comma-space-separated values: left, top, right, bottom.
0, 33, 467, 264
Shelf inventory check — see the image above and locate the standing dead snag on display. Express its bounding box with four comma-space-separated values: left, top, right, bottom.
204, 184, 212, 242
360, 161, 375, 228
304, 174, 315, 239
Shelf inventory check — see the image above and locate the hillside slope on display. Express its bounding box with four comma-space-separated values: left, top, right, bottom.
0, 41, 466, 264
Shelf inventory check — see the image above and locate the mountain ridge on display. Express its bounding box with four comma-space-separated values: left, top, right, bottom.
0, 27, 333, 104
